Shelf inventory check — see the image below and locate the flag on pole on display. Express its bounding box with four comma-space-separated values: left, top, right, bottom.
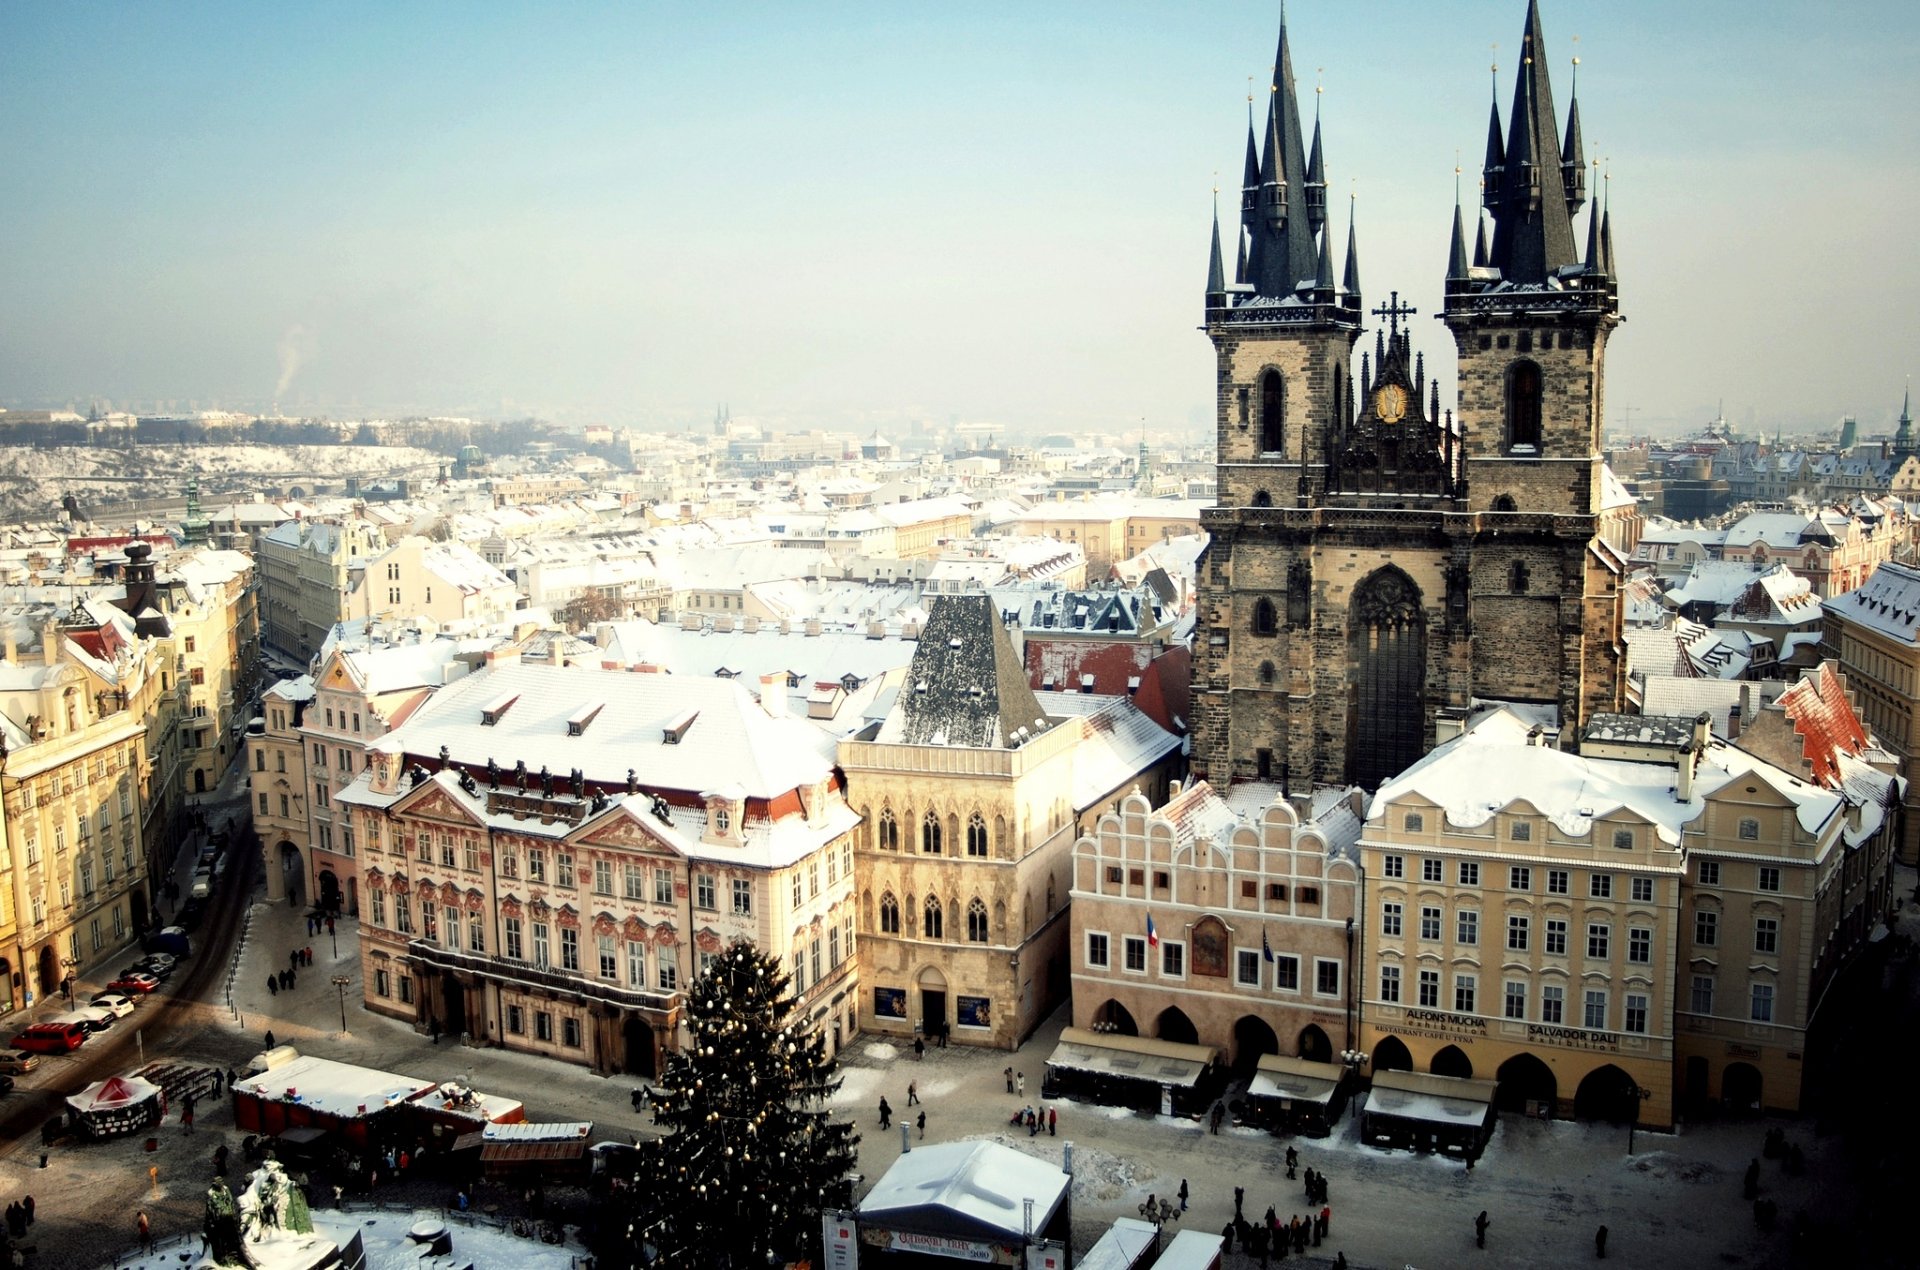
1262, 929, 1274, 962
1146, 914, 1159, 949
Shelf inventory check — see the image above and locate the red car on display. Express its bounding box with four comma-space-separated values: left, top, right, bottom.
108, 972, 161, 995
11, 1022, 85, 1053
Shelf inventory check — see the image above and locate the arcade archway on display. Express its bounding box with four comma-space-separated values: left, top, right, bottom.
1297, 1023, 1333, 1063
1155, 1006, 1198, 1046
1574, 1064, 1638, 1123
1371, 1035, 1413, 1073
1094, 999, 1138, 1036
1723, 1063, 1762, 1114
1431, 1045, 1474, 1079
1232, 1015, 1279, 1073
1496, 1052, 1557, 1113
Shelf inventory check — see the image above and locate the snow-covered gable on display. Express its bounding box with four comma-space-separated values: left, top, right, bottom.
1825, 560, 1920, 645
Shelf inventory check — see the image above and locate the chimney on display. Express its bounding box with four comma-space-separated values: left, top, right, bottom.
1676, 742, 1697, 803
1692, 710, 1713, 754
3, 627, 15, 663
41, 621, 60, 666
1726, 705, 1742, 741
759, 673, 787, 719
486, 647, 521, 670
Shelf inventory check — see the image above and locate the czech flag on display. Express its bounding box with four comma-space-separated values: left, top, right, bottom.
1146, 914, 1159, 949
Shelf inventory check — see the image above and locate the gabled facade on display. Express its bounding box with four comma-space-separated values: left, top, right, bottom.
1069, 783, 1362, 1066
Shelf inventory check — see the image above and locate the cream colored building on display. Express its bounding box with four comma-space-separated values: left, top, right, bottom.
1069, 782, 1363, 1065
163, 548, 259, 795
250, 676, 313, 905
1823, 561, 1920, 863
840, 594, 1181, 1049
347, 537, 519, 629
259, 518, 387, 666
0, 623, 153, 1014
338, 660, 860, 1076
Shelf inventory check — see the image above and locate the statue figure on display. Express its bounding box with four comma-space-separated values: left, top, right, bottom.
515, 759, 528, 790
570, 767, 585, 799
203, 1176, 251, 1266
540, 765, 554, 797
486, 757, 499, 788
626, 768, 638, 795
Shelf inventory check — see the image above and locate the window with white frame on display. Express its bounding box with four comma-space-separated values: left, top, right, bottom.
1583, 989, 1608, 1030
1589, 873, 1613, 899
1382, 902, 1403, 937
505, 916, 522, 959
1547, 869, 1569, 895
1161, 941, 1185, 978
1757, 866, 1781, 892
1750, 982, 1774, 1022
1508, 915, 1530, 950
1627, 927, 1651, 964
1630, 876, 1654, 903
653, 866, 674, 905
1510, 866, 1531, 891
1382, 854, 1404, 879
1545, 919, 1568, 955
1379, 965, 1401, 1003
1454, 973, 1476, 1013
1086, 932, 1110, 968
1457, 910, 1479, 945
1274, 954, 1300, 992
1421, 858, 1443, 883
1122, 936, 1147, 973
1504, 980, 1527, 1019
1315, 959, 1340, 997
1235, 949, 1262, 987
1541, 985, 1565, 1024
1417, 969, 1440, 1008
1754, 917, 1778, 953
1458, 861, 1480, 886
1624, 993, 1648, 1034
627, 940, 647, 988
1587, 923, 1610, 959
1420, 906, 1442, 941
732, 879, 753, 916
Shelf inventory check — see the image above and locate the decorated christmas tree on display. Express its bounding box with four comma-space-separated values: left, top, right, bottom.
605, 939, 859, 1268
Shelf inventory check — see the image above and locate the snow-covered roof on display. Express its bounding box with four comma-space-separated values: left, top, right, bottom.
375, 662, 840, 801
1032, 693, 1182, 812
1825, 561, 1920, 645
232, 1054, 437, 1120
857, 1140, 1071, 1241
1368, 706, 1842, 847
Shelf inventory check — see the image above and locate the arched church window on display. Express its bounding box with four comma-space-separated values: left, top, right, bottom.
1260, 370, 1286, 455
879, 892, 900, 934
921, 809, 942, 855
1258, 661, 1276, 686
878, 808, 898, 851
1490, 494, 1517, 512
1253, 598, 1278, 637
1506, 360, 1543, 452
1252, 490, 1273, 508
923, 895, 944, 940
1510, 560, 1530, 594
967, 898, 989, 943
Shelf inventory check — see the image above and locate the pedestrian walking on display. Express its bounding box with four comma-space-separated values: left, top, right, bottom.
632, 1087, 644, 1112
1177, 1179, 1189, 1211
1285, 1145, 1298, 1179
878, 1096, 892, 1130
264, 1029, 275, 1049
916, 1110, 926, 1139
1016, 1072, 1025, 1097
1221, 1222, 1236, 1253
1476, 1210, 1490, 1248
267, 974, 278, 996
21, 1198, 32, 1225
907, 1081, 919, 1106
913, 1037, 924, 1061
1335, 1254, 1347, 1270
226, 1068, 237, 1088
1320, 1205, 1331, 1236
1595, 1224, 1608, 1259
1233, 1185, 1245, 1220
1048, 1107, 1057, 1136
290, 950, 299, 971
305, 946, 314, 966
183, 1103, 195, 1134
1742, 1158, 1761, 1200
137, 1210, 152, 1252
1004, 1066, 1015, 1094
1028, 1108, 1039, 1137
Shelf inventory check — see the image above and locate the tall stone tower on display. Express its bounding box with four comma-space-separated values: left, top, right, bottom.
1190, 0, 1625, 794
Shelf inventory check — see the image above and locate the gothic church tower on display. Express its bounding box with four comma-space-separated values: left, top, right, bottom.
1190, 1, 1625, 794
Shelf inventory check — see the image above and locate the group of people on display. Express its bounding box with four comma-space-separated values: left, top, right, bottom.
303, 913, 335, 938
1221, 1194, 1331, 1262
1008, 1104, 1055, 1137
2, 1198, 33, 1240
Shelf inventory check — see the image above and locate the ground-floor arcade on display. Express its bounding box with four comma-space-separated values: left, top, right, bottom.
1360, 1018, 1675, 1131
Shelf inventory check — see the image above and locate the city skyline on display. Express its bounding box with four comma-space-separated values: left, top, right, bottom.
2, 1, 1913, 437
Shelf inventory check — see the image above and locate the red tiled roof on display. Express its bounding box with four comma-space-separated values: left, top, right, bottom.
1776, 664, 1868, 788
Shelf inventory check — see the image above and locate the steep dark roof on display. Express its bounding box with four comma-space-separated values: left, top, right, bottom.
1244, 15, 1321, 298
1483, 0, 1581, 284
892, 594, 1048, 750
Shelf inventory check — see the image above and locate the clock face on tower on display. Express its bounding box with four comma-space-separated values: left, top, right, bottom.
1374, 384, 1408, 424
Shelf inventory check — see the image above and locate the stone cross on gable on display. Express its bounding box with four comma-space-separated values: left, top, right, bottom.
1371, 291, 1417, 336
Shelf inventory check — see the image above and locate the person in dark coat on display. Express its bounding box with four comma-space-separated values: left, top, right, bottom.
1595, 1224, 1608, 1258
1742, 1158, 1761, 1200
1285, 1145, 1298, 1178
1221, 1221, 1236, 1253
267, 974, 278, 996
1476, 1210, 1490, 1248
916, 1110, 926, 1139
1177, 1179, 1189, 1211
877, 1096, 891, 1129
1233, 1185, 1245, 1219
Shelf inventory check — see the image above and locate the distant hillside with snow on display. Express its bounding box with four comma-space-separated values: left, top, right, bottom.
0, 443, 444, 519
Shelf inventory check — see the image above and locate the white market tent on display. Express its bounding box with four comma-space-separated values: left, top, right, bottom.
67, 1073, 164, 1138
857, 1140, 1070, 1252
1044, 1027, 1217, 1089
1244, 1053, 1343, 1109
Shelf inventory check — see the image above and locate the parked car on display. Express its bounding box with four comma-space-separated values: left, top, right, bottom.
11, 1023, 86, 1053
52, 1007, 113, 1035
143, 927, 192, 958
108, 972, 161, 995
89, 992, 136, 1018
0, 1052, 42, 1075
174, 899, 208, 931
138, 953, 179, 977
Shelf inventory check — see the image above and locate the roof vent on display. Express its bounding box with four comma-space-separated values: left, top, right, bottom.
480, 692, 519, 726
662, 709, 698, 745
567, 701, 605, 737
949, 637, 963, 649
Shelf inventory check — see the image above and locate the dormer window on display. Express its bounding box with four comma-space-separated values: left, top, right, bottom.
714, 807, 730, 833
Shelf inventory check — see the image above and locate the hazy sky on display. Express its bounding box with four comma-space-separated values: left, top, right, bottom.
3, 2, 1915, 438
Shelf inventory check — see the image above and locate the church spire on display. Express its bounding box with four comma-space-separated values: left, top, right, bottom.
1447, 181, 1472, 287
1342, 195, 1363, 302
1241, 97, 1261, 235
1244, 9, 1322, 298
1482, 62, 1506, 210
1481, 0, 1581, 284
1561, 52, 1587, 215
1900, 381, 1916, 461
1314, 217, 1336, 296
1305, 87, 1328, 230
1584, 182, 1604, 276
1206, 193, 1228, 310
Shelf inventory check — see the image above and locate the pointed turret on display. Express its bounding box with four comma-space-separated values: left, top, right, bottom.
1342, 200, 1362, 303
1473, 214, 1490, 268
1305, 107, 1328, 229
1561, 64, 1587, 214
1235, 228, 1249, 285
1447, 193, 1471, 287
1482, 0, 1582, 284
1583, 196, 1603, 276
1600, 197, 1615, 277
1240, 108, 1261, 233
1206, 198, 1228, 311
1314, 219, 1336, 296
1243, 11, 1322, 298
1482, 73, 1506, 211
1899, 383, 1916, 462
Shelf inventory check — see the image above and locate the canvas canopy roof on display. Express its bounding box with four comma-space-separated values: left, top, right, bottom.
1364, 1069, 1497, 1129
1044, 1026, 1219, 1089
67, 1074, 161, 1115
1078, 1218, 1159, 1270
1244, 1053, 1344, 1107
857, 1140, 1069, 1243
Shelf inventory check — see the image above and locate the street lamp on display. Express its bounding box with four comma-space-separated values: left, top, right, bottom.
331, 974, 352, 1034
1625, 1082, 1653, 1155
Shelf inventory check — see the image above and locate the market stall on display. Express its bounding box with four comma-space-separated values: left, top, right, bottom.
1240, 1053, 1350, 1137
1041, 1026, 1223, 1117
232, 1054, 436, 1149
449, 1121, 595, 1181
1360, 1069, 1498, 1158
66, 1074, 165, 1139
856, 1140, 1072, 1266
